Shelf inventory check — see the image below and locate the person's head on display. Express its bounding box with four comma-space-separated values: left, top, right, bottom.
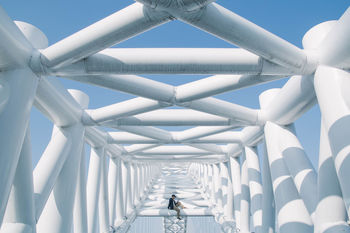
172, 194, 176, 199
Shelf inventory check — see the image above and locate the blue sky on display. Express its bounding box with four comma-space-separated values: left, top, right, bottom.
2, 1, 349, 170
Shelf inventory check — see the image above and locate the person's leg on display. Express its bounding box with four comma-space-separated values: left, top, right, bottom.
174, 206, 180, 218
178, 201, 185, 209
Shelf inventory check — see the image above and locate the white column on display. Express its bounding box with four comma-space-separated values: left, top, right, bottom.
209, 164, 216, 206
73, 145, 88, 233
129, 163, 135, 208
115, 158, 125, 225
213, 163, 223, 210
99, 154, 110, 233
108, 157, 118, 226
37, 123, 85, 233
33, 125, 73, 219
240, 152, 250, 233
261, 141, 275, 233
1, 128, 36, 233
264, 121, 313, 233
258, 88, 277, 233
315, 120, 350, 233
133, 164, 140, 206
126, 163, 133, 215
86, 147, 104, 233
121, 160, 129, 216
230, 156, 241, 229
0, 68, 39, 224
278, 124, 318, 220
139, 164, 145, 197
204, 164, 210, 198
220, 161, 234, 220
36, 90, 87, 233
200, 164, 204, 187
314, 66, 350, 215
245, 146, 263, 233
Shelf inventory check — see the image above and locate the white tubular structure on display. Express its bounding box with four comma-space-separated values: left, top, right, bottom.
40, 3, 172, 69
51, 48, 292, 75
245, 146, 263, 233
1, 2, 350, 233
314, 66, 350, 215
264, 122, 313, 233
240, 152, 250, 233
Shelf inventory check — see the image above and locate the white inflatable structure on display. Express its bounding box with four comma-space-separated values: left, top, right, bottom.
0, 1, 350, 233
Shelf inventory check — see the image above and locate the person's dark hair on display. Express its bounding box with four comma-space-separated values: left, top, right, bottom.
172, 194, 176, 197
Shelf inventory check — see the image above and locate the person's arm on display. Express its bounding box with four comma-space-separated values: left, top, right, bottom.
168, 199, 171, 209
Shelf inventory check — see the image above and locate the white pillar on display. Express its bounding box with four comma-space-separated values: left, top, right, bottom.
139, 164, 145, 197
33, 125, 73, 219
121, 160, 129, 216
126, 163, 133, 215
240, 152, 250, 233
86, 147, 104, 233
245, 146, 263, 233
314, 119, 350, 233
259, 88, 278, 233
314, 66, 350, 215
264, 121, 313, 233
36, 90, 87, 233
230, 156, 241, 229
129, 163, 135, 208
115, 158, 125, 225
213, 163, 223, 210
108, 157, 118, 226
1, 128, 36, 233
133, 164, 140, 206
220, 161, 234, 221
73, 145, 88, 233
261, 141, 275, 233
278, 124, 318, 221
36, 123, 85, 233
99, 154, 110, 233
0, 68, 39, 224
203, 164, 210, 199
210, 164, 216, 206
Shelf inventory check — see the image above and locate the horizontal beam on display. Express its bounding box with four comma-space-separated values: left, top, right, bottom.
108, 109, 234, 126
177, 3, 314, 73
115, 126, 173, 142
51, 48, 293, 75
174, 126, 238, 142
133, 154, 227, 161
107, 131, 242, 144
108, 132, 158, 144
133, 145, 225, 155
40, 3, 172, 69
85, 97, 171, 124
181, 97, 259, 125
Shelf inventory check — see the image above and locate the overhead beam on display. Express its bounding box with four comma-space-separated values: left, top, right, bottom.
174, 125, 239, 142
133, 145, 225, 155
50, 48, 293, 75
85, 97, 171, 125
108, 109, 234, 126
40, 3, 172, 69
106, 131, 243, 144
177, 3, 315, 73
115, 126, 173, 142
